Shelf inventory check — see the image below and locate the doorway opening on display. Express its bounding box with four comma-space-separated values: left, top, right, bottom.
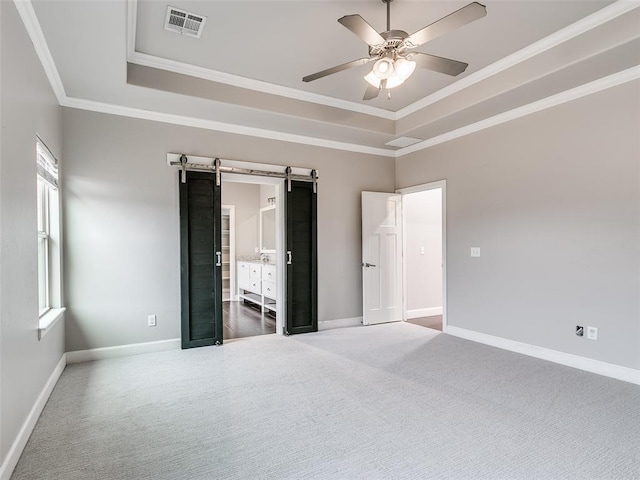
399, 182, 445, 332
221, 174, 284, 340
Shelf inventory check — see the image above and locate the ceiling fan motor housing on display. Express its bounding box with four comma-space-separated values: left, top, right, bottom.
369, 30, 411, 59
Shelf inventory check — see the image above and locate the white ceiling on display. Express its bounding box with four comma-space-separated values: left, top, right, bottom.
134, 0, 611, 110
27, 0, 639, 155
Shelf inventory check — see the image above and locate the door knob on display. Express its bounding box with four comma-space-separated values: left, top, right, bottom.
362, 262, 377, 268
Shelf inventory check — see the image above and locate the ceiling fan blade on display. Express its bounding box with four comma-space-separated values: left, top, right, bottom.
407, 2, 487, 47
409, 52, 468, 76
338, 14, 385, 46
303, 57, 373, 82
363, 84, 380, 101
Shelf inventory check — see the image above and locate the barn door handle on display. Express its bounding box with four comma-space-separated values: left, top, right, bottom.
216, 252, 222, 267
287, 251, 292, 265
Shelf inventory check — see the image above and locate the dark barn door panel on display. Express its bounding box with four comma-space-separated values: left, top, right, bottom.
286, 181, 318, 334
179, 172, 223, 348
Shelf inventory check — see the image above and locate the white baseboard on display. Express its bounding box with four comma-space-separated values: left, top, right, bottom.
406, 307, 442, 319
0, 354, 67, 480
66, 338, 181, 364
447, 326, 640, 385
319, 316, 363, 330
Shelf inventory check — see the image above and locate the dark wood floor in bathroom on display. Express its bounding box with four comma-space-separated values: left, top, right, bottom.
223, 301, 276, 340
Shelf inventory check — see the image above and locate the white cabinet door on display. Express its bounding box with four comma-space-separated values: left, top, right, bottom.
237, 262, 250, 291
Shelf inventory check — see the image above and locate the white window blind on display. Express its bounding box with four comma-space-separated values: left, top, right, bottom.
36, 140, 58, 188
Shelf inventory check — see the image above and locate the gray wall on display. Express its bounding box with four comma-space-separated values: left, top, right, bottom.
396, 81, 640, 370
260, 184, 276, 208
221, 181, 260, 257
404, 189, 442, 313
0, 1, 65, 464
62, 109, 395, 352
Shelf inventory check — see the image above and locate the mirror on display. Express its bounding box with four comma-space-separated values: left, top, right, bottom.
260, 206, 276, 253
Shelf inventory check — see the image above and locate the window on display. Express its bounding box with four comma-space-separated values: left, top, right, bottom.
36, 139, 64, 336
37, 177, 51, 314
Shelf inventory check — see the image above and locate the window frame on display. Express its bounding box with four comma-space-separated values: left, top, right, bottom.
37, 177, 51, 316
36, 138, 65, 338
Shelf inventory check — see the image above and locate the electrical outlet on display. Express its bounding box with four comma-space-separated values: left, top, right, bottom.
148, 315, 157, 327
470, 247, 481, 257
576, 325, 584, 337
586, 326, 598, 340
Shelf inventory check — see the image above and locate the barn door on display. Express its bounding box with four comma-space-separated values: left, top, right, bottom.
285, 180, 317, 334
179, 171, 223, 348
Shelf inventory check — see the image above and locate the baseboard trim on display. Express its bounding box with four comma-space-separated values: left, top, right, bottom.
66, 338, 181, 364
318, 317, 363, 330
447, 326, 640, 385
406, 307, 442, 319
0, 354, 67, 480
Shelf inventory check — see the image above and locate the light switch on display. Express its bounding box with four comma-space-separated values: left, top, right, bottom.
420, 246, 425, 255
470, 247, 481, 257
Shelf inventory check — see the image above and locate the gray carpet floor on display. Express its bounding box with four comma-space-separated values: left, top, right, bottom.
11, 323, 640, 480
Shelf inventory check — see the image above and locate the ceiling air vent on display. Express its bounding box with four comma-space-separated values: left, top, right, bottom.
164, 6, 207, 38
385, 137, 423, 148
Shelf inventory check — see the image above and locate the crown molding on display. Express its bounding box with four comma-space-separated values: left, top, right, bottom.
126, 0, 137, 60
60, 97, 396, 158
126, 1, 395, 121
395, 65, 640, 157
13, 0, 66, 104
126, 0, 639, 123
14, 0, 394, 157
127, 51, 394, 121
395, 0, 640, 119
14, 0, 640, 160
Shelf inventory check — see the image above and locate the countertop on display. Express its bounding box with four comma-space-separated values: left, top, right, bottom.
237, 255, 276, 266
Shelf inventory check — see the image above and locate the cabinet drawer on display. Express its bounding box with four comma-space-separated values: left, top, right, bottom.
249, 264, 262, 282
247, 279, 261, 295
262, 280, 276, 300
262, 264, 276, 282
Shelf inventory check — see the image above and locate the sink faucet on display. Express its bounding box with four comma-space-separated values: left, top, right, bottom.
260, 253, 270, 263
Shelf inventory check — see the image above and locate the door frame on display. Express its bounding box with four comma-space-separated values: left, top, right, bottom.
221, 173, 287, 335
396, 180, 447, 333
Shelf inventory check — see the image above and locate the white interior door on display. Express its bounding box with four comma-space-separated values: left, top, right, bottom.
362, 192, 403, 325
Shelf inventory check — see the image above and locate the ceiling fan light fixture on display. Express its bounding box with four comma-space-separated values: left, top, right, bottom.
395, 57, 416, 81
372, 57, 394, 79
385, 70, 406, 89
365, 57, 416, 90
364, 70, 381, 88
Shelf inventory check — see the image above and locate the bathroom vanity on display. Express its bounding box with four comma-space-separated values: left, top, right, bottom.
237, 260, 276, 314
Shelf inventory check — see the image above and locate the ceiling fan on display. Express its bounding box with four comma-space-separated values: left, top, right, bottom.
302, 0, 487, 100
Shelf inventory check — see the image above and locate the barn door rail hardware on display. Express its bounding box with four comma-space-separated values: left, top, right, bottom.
169, 154, 318, 192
